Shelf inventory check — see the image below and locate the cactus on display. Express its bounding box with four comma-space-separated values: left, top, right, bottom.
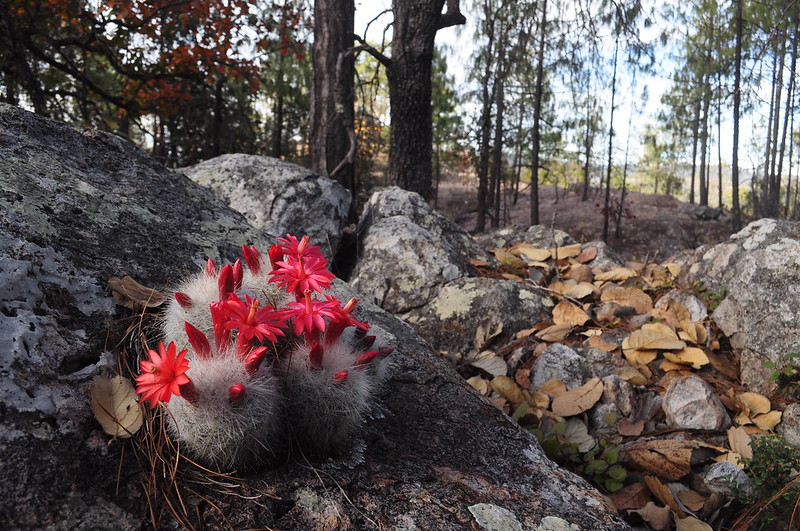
134, 235, 390, 470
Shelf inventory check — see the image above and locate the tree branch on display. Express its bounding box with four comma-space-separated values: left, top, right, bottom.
353, 35, 392, 68
436, 0, 466, 30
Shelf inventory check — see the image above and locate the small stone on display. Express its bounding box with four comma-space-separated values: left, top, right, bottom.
468, 503, 523, 531
536, 516, 581, 531
777, 403, 800, 447
694, 461, 751, 497
531, 344, 592, 390
662, 375, 731, 430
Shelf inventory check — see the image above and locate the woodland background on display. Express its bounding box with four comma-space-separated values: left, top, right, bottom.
1, 0, 797, 243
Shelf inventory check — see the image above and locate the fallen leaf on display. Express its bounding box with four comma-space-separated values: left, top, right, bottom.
492, 248, 528, 270
625, 323, 686, 351
490, 375, 526, 408
515, 327, 536, 339
644, 475, 685, 517
677, 490, 708, 512
501, 273, 524, 281
530, 390, 550, 408
589, 335, 619, 353
514, 368, 531, 389
510, 243, 551, 262
576, 246, 598, 263
90, 375, 143, 438
622, 440, 709, 480
566, 281, 597, 299
664, 263, 682, 277
108, 276, 166, 309
727, 426, 753, 460
675, 515, 712, 531
469, 258, 491, 267
563, 418, 596, 452
467, 349, 508, 376
551, 377, 603, 416
569, 264, 594, 282
550, 243, 582, 259
594, 267, 637, 282
663, 347, 710, 369
752, 410, 782, 431
610, 482, 651, 511
622, 347, 658, 366
738, 392, 771, 416
475, 318, 504, 352
659, 360, 689, 372
630, 501, 672, 530
616, 366, 649, 386
539, 378, 567, 397
535, 323, 573, 342
467, 375, 490, 395
618, 418, 645, 436
552, 300, 590, 326
601, 286, 654, 314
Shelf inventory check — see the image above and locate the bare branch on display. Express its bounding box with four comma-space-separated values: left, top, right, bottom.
436, 0, 466, 30
352, 35, 392, 68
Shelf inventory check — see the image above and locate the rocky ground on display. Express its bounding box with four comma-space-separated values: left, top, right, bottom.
435, 181, 738, 262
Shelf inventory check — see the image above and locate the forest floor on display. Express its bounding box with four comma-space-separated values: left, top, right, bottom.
434, 181, 740, 262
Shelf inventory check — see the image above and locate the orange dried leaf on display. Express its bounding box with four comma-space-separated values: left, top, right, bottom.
539, 378, 567, 397
535, 323, 573, 342
594, 267, 637, 282
601, 285, 653, 313
618, 418, 645, 436
510, 243, 551, 262
625, 323, 686, 351
738, 392, 771, 416
550, 243, 582, 259
589, 335, 618, 353
726, 426, 753, 460
490, 375, 526, 408
644, 475, 685, 517
663, 347, 710, 369
610, 482, 651, 511
108, 275, 166, 309
752, 410, 782, 431
552, 300, 590, 326
576, 246, 598, 263
677, 490, 708, 512
551, 377, 603, 416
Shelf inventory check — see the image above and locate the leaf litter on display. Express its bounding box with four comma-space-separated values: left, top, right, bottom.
447, 238, 795, 529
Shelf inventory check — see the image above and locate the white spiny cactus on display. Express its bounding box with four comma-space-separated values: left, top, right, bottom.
135, 236, 391, 470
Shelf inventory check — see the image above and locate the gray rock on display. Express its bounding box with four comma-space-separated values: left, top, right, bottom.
654, 289, 708, 323
531, 344, 593, 390
350, 187, 487, 313
468, 503, 523, 531
694, 461, 751, 497
0, 104, 629, 529
403, 277, 552, 357
473, 225, 575, 252
662, 376, 731, 430
777, 403, 800, 447
581, 241, 626, 270
183, 153, 351, 260
681, 219, 800, 391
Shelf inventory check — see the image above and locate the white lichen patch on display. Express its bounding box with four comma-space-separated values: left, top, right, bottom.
468, 503, 523, 531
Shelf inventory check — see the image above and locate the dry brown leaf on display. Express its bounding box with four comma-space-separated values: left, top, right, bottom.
677, 490, 708, 512
625, 323, 686, 351
623, 440, 700, 480
467, 376, 490, 395
622, 347, 658, 366
514, 368, 531, 389
738, 392, 771, 416
589, 335, 618, 353
515, 327, 536, 339
535, 323, 573, 342
569, 264, 594, 282
566, 281, 597, 299
576, 246, 598, 263
539, 378, 567, 397
675, 516, 713, 531
753, 410, 782, 431
492, 248, 528, 269
715, 452, 744, 465
467, 352, 507, 376
727, 426, 753, 460
501, 273, 524, 281
616, 366, 649, 386
601, 286, 654, 314
743, 425, 763, 435
664, 263, 682, 277
552, 300, 590, 326
530, 390, 550, 408
652, 300, 692, 329
469, 258, 491, 267
630, 502, 672, 530
90, 375, 143, 438
618, 418, 645, 436
659, 360, 689, 372
550, 243, 583, 259
510, 243, 551, 262
610, 482, 651, 511
644, 475, 686, 517
108, 276, 166, 309
663, 347, 710, 369
491, 376, 526, 408
551, 377, 603, 416
594, 267, 637, 282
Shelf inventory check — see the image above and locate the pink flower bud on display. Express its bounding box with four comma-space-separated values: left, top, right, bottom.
333, 370, 348, 383
184, 321, 211, 359
355, 350, 378, 368
244, 346, 268, 375
241, 245, 262, 275
232, 259, 243, 291
218, 264, 234, 300
175, 292, 192, 309
229, 383, 246, 405
205, 258, 217, 276
362, 335, 377, 348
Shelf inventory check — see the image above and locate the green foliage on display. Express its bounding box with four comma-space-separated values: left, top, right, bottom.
734, 433, 800, 528
530, 422, 627, 493
763, 353, 800, 400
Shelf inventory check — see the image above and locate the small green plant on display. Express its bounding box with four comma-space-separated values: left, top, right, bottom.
734, 433, 800, 529
530, 421, 627, 493
763, 353, 800, 400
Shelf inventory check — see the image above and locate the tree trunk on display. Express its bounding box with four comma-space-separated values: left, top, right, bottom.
689, 96, 700, 205
698, 72, 710, 207
271, 54, 285, 158
602, 33, 619, 242
776, 23, 797, 216
731, 0, 743, 231
490, 39, 508, 228
581, 104, 594, 202
389, 0, 465, 202
530, 0, 548, 226
309, 0, 355, 198
475, 5, 495, 232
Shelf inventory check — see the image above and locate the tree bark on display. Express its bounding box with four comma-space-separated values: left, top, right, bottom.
602, 33, 618, 242
731, 0, 743, 231
309, 0, 355, 199
476, 4, 496, 232
388, 0, 464, 202
530, 0, 548, 226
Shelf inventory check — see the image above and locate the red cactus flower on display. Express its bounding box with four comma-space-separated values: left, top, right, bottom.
269, 254, 335, 297
284, 289, 337, 343
324, 295, 369, 344
275, 234, 321, 259
136, 341, 193, 408
241, 244, 262, 275
220, 293, 288, 345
